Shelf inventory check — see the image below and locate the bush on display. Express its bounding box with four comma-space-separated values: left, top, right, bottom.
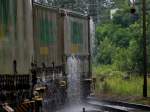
93, 65, 150, 96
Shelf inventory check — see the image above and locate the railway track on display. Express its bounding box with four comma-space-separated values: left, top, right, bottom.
85, 97, 150, 112
56, 97, 150, 112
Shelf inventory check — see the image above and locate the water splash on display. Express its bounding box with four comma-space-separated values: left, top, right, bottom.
67, 55, 81, 104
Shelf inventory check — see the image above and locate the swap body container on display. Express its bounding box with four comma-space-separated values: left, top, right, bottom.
33, 3, 64, 68
0, 0, 33, 74
63, 12, 89, 56
59, 10, 90, 77
60, 10, 91, 97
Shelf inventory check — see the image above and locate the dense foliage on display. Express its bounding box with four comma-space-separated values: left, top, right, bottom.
94, 0, 150, 73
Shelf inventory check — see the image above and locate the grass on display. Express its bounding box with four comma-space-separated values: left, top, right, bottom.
93, 65, 150, 98
104, 76, 144, 96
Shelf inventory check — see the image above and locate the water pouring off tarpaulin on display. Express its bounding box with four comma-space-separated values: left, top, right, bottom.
67, 55, 82, 104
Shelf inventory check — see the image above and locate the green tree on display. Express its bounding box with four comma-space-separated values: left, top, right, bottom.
112, 9, 136, 27
95, 37, 116, 65
95, 7, 144, 73
112, 47, 130, 71
111, 27, 132, 48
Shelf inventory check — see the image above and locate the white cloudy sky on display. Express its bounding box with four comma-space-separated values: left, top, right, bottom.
130, 0, 136, 4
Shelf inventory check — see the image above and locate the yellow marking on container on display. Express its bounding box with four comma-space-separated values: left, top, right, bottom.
71, 44, 80, 53
40, 47, 49, 55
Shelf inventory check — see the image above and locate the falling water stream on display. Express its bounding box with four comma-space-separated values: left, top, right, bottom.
57, 56, 100, 112
67, 55, 81, 104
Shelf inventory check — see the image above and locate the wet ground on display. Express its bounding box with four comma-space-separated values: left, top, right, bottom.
54, 99, 150, 112
56, 103, 102, 112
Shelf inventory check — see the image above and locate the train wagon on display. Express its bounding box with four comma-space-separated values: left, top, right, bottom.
0, 1, 35, 111
32, 1, 91, 88
0, 0, 91, 77
0, 0, 91, 111
59, 9, 91, 97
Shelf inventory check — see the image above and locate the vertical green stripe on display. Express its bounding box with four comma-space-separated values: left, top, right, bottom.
71, 21, 83, 44
38, 9, 56, 45
0, 0, 10, 37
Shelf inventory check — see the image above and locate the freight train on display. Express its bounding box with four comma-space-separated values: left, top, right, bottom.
0, 0, 91, 111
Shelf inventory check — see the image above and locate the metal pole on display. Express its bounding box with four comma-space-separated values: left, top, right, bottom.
83, 107, 85, 112
142, 0, 147, 97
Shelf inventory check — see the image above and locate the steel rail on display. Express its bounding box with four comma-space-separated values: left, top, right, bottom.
86, 97, 150, 112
